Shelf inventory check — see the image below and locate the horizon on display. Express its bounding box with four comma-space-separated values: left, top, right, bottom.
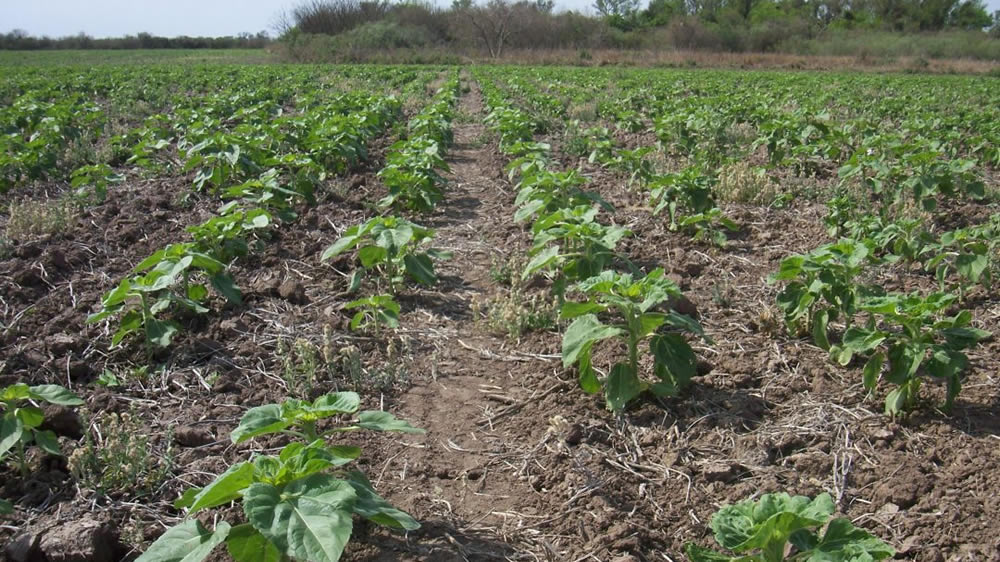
2, 0, 997, 39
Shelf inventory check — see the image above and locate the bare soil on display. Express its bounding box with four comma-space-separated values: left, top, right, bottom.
2, 76, 1000, 562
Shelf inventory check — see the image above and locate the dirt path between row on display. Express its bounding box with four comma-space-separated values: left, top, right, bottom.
348, 73, 560, 561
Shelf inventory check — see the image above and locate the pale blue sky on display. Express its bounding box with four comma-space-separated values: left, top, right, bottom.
2, 0, 997, 38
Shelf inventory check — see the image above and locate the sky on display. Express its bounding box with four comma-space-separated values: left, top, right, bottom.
2, 0, 997, 38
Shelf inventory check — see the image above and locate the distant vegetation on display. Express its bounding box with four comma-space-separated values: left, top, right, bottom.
1, 0, 998, 61
272, 0, 1000, 60
0, 29, 270, 50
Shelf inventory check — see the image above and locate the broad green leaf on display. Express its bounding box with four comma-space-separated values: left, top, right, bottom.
606, 363, 642, 412
226, 524, 281, 562
812, 308, 830, 350
712, 492, 833, 552
345, 471, 420, 530
1, 383, 31, 401
0, 499, 12, 515
188, 462, 254, 515
683, 543, 745, 562
522, 245, 560, 278
0, 416, 25, 457
322, 234, 360, 261
28, 384, 84, 406
231, 404, 288, 443
560, 301, 603, 319
244, 475, 356, 562
651, 333, 697, 392
358, 246, 388, 268
146, 318, 180, 348
33, 430, 62, 456
812, 517, 895, 560
356, 411, 424, 434
211, 274, 243, 305
135, 520, 230, 562
577, 350, 600, 394
311, 393, 361, 416
862, 352, 885, 392
16, 406, 45, 428
111, 310, 143, 347
403, 254, 436, 285
562, 314, 623, 367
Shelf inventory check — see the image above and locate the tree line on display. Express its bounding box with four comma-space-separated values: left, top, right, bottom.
277, 0, 999, 58
0, 30, 271, 51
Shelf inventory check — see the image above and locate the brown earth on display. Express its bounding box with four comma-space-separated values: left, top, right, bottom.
2, 75, 1000, 562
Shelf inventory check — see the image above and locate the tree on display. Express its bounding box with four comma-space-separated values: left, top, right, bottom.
593, 0, 641, 17
949, 0, 991, 29
452, 0, 522, 58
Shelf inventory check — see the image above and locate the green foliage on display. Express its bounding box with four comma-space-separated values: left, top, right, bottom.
140, 393, 422, 562
647, 166, 718, 229
523, 205, 630, 301
685, 492, 894, 562
561, 269, 705, 412
830, 292, 990, 415
1, 383, 83, 477
677, 207, 739, 247
70, 163, 123, 204
87, 243, 242, 349
344, 294, 401, 333
771, 239, 872, 350
321, 216, 449, 294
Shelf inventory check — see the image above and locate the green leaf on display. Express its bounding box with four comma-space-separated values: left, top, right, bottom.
0, 499, 12, 515
358, 246, 388, 268
711, 492, 833, 552
244, 475, 357, 562
146, 318, 180, 348
560, 301, 603, 319
321, 234, 360, 261
562, 314, 624, 367
28, 385, 84, 406
33, 430, 62, 456
356, 411, 424, 434
111, 310, 143, 347
0, 416, 24, 457
16, 406, 45, 428
226, 524, 282, 562
651, 333, 697, 393
311, 393, 362, 416
188, 462, 254, 515
1, 383, 30, 401
812, 308, 830, 350
211, 274, 243, 305
136, 520, 230, 562
577, 350, 600, 394
683, 543, 742, 562
522, 245, 560, 278
606, 363, 642, 412
813, 517, 895, 560
403, 254, 436, 285
885, 387, 908, 416
862, 352, 885, 392
345, 471, 420, 530
956, 253, 987, 282
231, 404, 288, 444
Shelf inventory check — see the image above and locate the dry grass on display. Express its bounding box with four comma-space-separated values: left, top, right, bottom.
491, 48, 1000, 74
5, 197, 77, 240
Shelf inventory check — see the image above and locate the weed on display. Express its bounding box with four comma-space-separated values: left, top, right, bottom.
5, 197, 76, 240
277, 337, 330, 398
474, 286, 558, 340
69, 410, 173, 501
716, 161, 777, 204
